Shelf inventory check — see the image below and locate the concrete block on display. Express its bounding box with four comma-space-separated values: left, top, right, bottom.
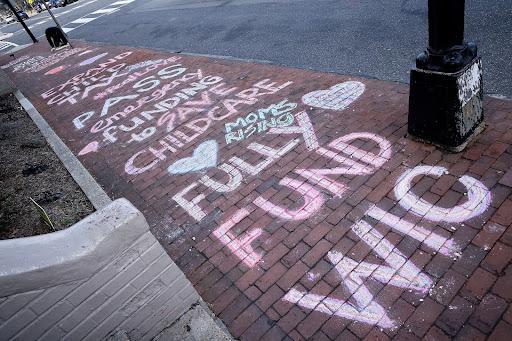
0, 290, 42, 320
1, 309, 37, 340
17, 301, 74, 340
0, 199, 147, 297
0, 199, 202, 340
62, 315, 99, 341
140, 241, 166, 265
153, 304, 233, 341
29, 281, 81, 315
39, 325, 67, 341
130, 255, 170, 289
89, 284, 138, 326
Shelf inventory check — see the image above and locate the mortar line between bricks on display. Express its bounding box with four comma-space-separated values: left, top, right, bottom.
85, 262, 181, 340
53, 234, 163, 335
65, 252, 170, 339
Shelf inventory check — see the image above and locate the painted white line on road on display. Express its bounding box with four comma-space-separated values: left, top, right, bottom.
0, 41, 19, 52
91, 8, 118, 14
70, 17, 96, 24
59, 0, 137, 35
111, 0, 135, 5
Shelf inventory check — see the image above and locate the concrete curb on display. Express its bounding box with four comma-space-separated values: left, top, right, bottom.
0, 198, 144, 296
8, 88, 233, 341
15, 90, 112, 210
0, 199, 202, 340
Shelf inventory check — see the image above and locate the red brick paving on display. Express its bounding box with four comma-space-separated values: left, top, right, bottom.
2, 42, 512, 340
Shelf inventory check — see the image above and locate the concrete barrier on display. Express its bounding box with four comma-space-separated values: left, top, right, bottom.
0, 199, 200, 341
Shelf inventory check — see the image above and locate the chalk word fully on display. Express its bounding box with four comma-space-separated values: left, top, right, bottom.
224, 99, 296, 144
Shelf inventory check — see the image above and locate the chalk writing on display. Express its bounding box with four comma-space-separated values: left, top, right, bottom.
125, 59, 163, 72
41, 51, 134, 105
79, 52, 108, 66
224, 99, 296, 144
1, 55, 30, 70
212, 208, 262, 268
45, 65, 67, 75
18, 48, 86, 73
124, 78, 294, 175
395, 165, 491, 223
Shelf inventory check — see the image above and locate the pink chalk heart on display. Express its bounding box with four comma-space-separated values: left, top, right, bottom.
167, 140, 218, 175
79, 141, 99, 156
302, 81, 365, 111
45, 65, 67, 75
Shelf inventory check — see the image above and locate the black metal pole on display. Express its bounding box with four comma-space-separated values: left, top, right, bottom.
408, 0, 484, 151
3, 0, 37, 43
41, 1, 72, 48
416, 0, 476, 73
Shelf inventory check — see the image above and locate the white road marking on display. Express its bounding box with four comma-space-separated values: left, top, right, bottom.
60, 0, 136, 34
70, 17, 96, 24
91, 8, 118, 14
111, 0, 135, 5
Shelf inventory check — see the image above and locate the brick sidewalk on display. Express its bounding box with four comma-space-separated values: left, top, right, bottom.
2, 42, 512, 340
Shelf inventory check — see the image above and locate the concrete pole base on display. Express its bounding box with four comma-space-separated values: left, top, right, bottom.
408, 57, 484, 152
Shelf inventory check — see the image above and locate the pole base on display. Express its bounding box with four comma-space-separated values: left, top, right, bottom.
408, 57, 484, 152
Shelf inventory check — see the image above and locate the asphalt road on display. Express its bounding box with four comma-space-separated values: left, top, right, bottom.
0, 0, 107, 39
2, 0, 512, 97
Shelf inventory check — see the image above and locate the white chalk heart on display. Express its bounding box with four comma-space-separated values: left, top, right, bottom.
302, 81, 365, 111
168, 140, 218, 175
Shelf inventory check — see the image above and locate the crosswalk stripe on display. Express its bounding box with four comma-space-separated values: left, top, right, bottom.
70, 17, 96, 24
91, 8, 118, 14
111, 0, 135, 5
57, 0, 136, 36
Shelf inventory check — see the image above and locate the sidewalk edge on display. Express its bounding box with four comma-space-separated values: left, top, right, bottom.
15, 90, 112, 210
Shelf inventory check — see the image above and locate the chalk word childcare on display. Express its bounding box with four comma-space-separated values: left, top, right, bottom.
224, 99, 296, 144
124, 78, 294, 174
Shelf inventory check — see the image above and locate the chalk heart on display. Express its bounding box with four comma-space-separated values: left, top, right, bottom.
78, 141, 99, 156
302, 81, 365, 111
168, 140, 218, 175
